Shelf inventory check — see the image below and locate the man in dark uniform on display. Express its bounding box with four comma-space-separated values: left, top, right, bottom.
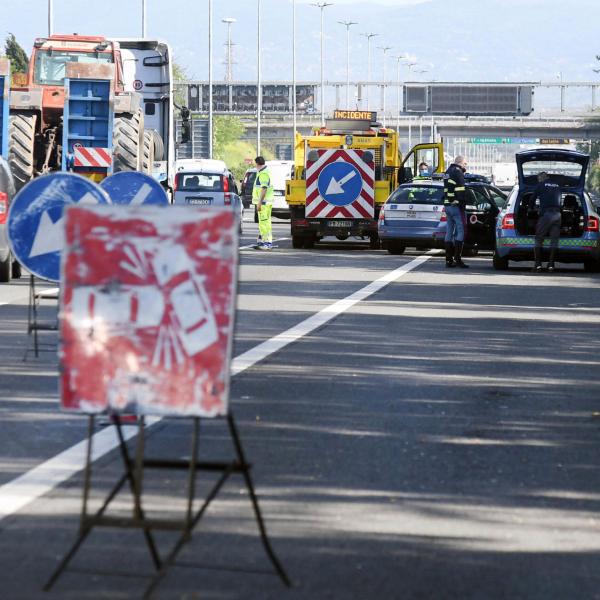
530, 171, 561, 272
443, 156, 469, 268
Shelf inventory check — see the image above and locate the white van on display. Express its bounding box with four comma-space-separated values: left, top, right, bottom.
265, 160, 294, 219
173, 159, 243, 232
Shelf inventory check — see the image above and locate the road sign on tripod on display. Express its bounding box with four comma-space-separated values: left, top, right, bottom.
7, 172, 109, 282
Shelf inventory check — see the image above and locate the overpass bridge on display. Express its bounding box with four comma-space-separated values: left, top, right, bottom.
236, 112, 600, 144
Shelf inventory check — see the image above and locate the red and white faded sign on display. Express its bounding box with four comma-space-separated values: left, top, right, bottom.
60, 205, 238, 417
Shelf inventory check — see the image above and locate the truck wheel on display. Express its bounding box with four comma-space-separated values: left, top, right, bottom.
0, 252, 11, 283
292, 234, 304, 249
142, 130, 155, 175
369, 234, 380, 249
304, 235, 316, 249
8, 113, 37, 191
584, 259, 600, 273
493, 251, 509, 270
149, 130, 164, 161
113, 110, 143, 172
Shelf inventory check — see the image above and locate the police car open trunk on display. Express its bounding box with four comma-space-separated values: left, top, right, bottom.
513, 149, 589, 238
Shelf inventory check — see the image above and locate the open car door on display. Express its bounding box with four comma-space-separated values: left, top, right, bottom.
399, 143, 445, 185
515, 149, 589, 192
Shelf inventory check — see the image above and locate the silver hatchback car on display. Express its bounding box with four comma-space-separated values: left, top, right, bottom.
173, 159, 243, 231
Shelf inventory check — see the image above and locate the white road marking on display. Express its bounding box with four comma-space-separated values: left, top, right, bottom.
0, 252, 434, 521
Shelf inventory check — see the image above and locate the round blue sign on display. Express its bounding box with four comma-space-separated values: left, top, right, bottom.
100, 171, 168, 206
7, 172, 109, 282
317, 161, 363, 207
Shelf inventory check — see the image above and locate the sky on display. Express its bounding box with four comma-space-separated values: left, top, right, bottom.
1, 0, 599, 109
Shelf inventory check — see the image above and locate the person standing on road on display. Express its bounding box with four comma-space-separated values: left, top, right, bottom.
531, 171, 562, 272
443, 156, 469, 268
252, 156, 274, 250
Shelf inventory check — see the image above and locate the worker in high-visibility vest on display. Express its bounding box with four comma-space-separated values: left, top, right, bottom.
252, 156, 274, 250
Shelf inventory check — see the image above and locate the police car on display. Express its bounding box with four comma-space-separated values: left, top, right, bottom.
378, 174, 507, 255
493, 149, 600, 271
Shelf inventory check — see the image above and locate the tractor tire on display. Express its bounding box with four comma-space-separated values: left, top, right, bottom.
149, 129, 164, 161
142, 130, 155, 175
8, 113, 37, 191
113, 110, 143, 173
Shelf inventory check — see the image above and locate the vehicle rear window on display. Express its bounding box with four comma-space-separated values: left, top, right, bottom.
177, 173, 223, 192
522, 161, 582, 179
387, 186, 444, 205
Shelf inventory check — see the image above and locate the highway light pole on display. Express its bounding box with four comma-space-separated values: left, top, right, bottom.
378, 45, 392, 125
311, 2, 333, 127
361, 33, 378, 110
339, 20, 357, 108
393, 55, 406, 138
405, 62, 416, 148
142, 0, 146, 37
293, 0, 297, 147
48, 0, 53, 36
257, 0, 262, 154
208, 0, 213, 158
222, 18, 236, 82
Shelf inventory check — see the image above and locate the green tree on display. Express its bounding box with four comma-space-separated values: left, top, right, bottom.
172, 60, 188, 108
4, 33, 28, 74
213, 115, 245, 159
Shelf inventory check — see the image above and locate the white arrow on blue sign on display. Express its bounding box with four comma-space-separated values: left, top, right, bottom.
100, 171, 169, 206
7, 172, 109, 282
317, 161, 363, 207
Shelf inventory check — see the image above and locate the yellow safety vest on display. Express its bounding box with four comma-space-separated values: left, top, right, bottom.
252, 167, 274, 204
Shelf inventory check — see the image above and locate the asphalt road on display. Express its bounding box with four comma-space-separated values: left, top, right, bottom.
1, 214, 600, 600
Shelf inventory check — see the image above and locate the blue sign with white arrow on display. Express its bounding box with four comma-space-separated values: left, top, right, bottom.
100, 171, 169, 206
7, 172, 109, 282
317, 161, 363, 207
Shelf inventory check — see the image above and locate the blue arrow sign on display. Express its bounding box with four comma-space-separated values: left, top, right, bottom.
7, 173, 109, 282
100, 171, 169, 206
317, 161, 363, 207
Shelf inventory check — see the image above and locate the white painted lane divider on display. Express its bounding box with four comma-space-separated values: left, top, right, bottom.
0, 252, 435, 521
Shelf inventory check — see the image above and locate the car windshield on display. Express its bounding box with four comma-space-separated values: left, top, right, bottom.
34, 51, 113, 85
177, 173, 223, 192
522, 161, 583, 179
388, 186, 444, 205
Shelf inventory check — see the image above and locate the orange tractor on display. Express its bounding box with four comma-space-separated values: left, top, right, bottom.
8, 34, 154, 189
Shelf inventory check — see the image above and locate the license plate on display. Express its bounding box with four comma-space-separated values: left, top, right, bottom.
405, 210, 417, 218
328, 220, 353, 227
187, 198, 211, 205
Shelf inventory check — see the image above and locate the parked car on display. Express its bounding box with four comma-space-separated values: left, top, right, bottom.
494, 149, 600, 271
240, 168, 256, 209
0, 157, 21, 282
378, 174, 507, 255
173, 159, 243, 233
265, 160, 294, 219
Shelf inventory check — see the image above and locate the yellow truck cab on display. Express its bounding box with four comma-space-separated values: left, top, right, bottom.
286, 110, 444, 249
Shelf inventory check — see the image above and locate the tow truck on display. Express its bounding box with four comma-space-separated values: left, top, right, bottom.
286, 110, 444, 249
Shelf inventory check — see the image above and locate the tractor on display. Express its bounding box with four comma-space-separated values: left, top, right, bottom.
8, 34, 155, 189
